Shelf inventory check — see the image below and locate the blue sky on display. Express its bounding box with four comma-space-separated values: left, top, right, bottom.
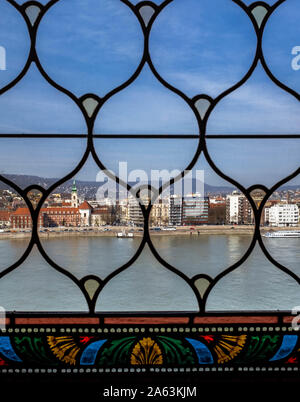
263, 0, 300, 93
149, 0, 257, 98
36, 0, 144, 97
0, 0, 298, 189
0, 0, 30, 89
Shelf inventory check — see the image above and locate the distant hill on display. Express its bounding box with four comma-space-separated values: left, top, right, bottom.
0, 174, 57, 189
0, 174, 235, 196
0, 175, 100, 199
0, 174, 298, 198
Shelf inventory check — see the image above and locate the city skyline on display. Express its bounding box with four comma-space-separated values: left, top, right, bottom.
1, 175, 299, 230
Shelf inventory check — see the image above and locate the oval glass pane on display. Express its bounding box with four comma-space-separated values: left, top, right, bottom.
0, 245, 88, 311
206, 138, 300, 189
263, 0, 300, 94
261, 176, 300, 277
206, 63, 300, 135
39, 156, 143, 279
0, 137, 87, 189
150, 0, 256, 98
150, 157, 254, 278
93, 138, 199, 189
95, 244, 199, 312
36, 0, 143, 97
0, 1, 30, 90
0, 64, 86, 134
0, 183, 31, 272
94, 64, 198, 135
206, 244, 300, 311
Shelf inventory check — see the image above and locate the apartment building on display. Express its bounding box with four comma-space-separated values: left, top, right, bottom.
266, 204, 299, 227
226, 191, 253, 224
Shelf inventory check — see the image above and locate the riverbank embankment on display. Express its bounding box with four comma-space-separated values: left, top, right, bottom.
0, 225, 299, 240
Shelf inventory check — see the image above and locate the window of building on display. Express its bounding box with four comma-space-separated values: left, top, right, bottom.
0, 0, 298, 350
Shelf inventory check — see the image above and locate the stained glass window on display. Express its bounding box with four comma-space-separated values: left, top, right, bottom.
0, 0, 299, 384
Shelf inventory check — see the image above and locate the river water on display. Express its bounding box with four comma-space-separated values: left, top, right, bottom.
0, 234, 298, 312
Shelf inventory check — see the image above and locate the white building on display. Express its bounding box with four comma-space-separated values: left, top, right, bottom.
128, 196, 144, 226
226, 192, 242, 224
226, 191, 244, 224
226, 191, 253, 224
78, 201, 92, 226
119, 198, 129, 224
266, 204, 299, 227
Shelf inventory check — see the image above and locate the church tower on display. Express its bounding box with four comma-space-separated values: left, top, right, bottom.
71, 180, 78, 208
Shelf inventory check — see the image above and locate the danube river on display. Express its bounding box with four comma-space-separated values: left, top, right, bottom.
0, 234, 299, 312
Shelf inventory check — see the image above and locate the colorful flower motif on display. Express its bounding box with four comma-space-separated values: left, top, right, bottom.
131, 337, 163, 365
199, 334, 247, 364
47, 336, 80, 366
0, 332, 298, 369
213, 335, 247, 364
